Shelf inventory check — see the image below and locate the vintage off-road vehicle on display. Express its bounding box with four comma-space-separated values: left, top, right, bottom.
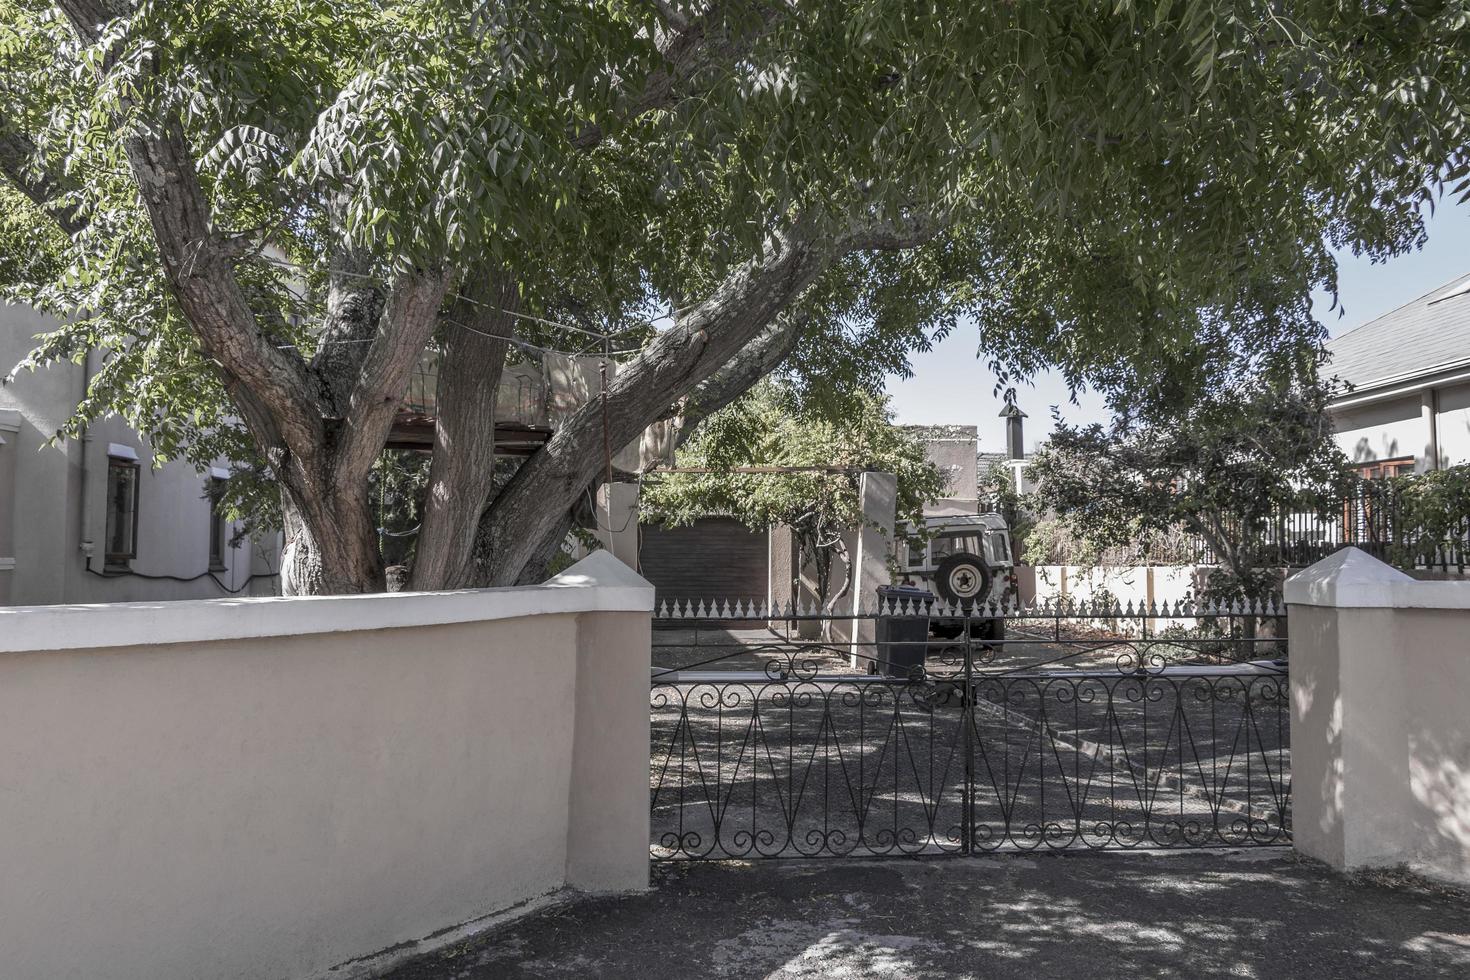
895, 513, 1014, 641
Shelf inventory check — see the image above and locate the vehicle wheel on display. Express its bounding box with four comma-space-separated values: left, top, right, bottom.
933, 552, 993, 606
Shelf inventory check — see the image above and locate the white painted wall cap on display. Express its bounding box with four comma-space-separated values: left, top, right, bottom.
0, 549, 654, 655
1285, 547, 1470, 610
546, 548, 654, 594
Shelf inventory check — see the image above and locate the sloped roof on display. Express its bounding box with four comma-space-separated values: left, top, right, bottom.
1325, 271, 1470, 392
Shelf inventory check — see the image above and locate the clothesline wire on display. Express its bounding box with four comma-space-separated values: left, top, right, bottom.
276, 318, 645, 359
262, 281, 647, 358
253, 253, 651, 344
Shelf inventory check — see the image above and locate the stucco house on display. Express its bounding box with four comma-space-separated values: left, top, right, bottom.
1, 303, 281, 605
1326, 270, 1470, 475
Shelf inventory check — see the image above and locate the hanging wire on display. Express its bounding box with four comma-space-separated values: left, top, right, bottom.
252, 253, 651, 345
253, 255, 650, 359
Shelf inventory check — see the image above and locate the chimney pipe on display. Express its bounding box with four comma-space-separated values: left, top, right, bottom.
999, 403, 1027, 460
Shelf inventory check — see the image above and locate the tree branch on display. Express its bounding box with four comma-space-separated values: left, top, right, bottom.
332, 266, 453, 486
570, 0, 786, 150
411, 269, 517, 590
841, 212, 947, 251
311, 246, 385, 415
55, 0, 326, 465
0, 117, 86, 235
473, 214, 835, 584
668, 312, 806, 449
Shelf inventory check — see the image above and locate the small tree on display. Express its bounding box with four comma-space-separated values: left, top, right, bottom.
1027, 378, 1352, 605
1388, 464, 1470, 570
641, 382, 944, 614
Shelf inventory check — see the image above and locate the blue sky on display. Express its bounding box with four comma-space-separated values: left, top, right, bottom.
885, 201, 1470, 452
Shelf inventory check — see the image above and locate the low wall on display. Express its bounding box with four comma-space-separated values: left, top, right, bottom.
1027, 564, 1213, 611
1287, 548, 1470, 885
0, 551, 653, 980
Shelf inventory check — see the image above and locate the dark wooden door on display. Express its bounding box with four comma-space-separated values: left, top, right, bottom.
640, 518, 768, 607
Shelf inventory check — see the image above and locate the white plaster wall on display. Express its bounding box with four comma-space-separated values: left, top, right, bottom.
922, 436, 978, 501
1031, 564, 1212, 609
1435, 381, 1470, 468
0, 554, 654, 980
0, 302, 80, 603
1288, 555, 1470, 885
1, 303, 281, 605
0, 409, 17, 604
1330, 395, 1429, 468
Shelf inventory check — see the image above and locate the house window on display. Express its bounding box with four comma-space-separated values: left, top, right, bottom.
105, 457, 140, 567
1352, 457, 1415, 480
208, 477, 228, 570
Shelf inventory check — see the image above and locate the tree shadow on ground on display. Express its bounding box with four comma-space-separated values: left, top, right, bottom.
381, 852, 1470, 980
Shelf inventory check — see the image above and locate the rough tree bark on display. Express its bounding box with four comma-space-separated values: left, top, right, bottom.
55, 0, 454, 595
668, 313, 806, 450
411, 270, 517, 590
469, 218, 837, 586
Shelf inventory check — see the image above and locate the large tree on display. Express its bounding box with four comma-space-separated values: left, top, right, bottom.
1, 0, 1467, 593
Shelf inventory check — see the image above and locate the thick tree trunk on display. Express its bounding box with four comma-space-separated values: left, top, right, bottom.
471, 221, 835, 585
514, 509, 579, 585
669, 313, 806, 449
30, 2, 953, 599
279, 483, 386, 595
411, 271, 517, 589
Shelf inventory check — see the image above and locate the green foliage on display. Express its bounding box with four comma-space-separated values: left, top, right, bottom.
1021, 514, 1202, 567
2, 0, 1469, 539
1027, 374, 1353, 601
641, 380, 945, 606
1388, 464, 1470, 568
0, 184, 63, 283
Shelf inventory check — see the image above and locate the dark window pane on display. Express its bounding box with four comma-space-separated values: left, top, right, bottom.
208, 478, 227, 568
105, 460, 139, 563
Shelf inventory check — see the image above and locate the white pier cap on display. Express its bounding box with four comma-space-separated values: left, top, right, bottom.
1284, 546, 1470, 611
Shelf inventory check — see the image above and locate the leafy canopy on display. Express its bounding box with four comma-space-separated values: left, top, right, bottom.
1, 0, 1467, 509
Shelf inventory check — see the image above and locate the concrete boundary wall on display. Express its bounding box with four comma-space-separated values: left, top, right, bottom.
1286, 548, 1470, 886
0, 551, 653, 980
1028, 564, 1221, 613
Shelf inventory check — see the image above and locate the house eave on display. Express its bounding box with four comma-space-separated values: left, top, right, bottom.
1327, 360, 1470, 412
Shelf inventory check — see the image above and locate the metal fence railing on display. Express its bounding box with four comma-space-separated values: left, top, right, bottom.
1034, 479, 1468, 574
650, 600, 1289, 858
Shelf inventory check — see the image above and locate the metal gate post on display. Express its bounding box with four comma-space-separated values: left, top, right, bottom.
961, 616, 974, 855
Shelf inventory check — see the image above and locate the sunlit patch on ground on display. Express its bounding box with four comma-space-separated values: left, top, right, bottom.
382, 853, 1470, 980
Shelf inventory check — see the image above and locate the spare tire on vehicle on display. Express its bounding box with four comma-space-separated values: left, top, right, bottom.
933, 552, 993, 606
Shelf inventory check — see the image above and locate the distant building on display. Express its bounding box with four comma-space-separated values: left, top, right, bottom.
1325, 271, 1470, 476
1, 303, 281, 605
901, 423, 980, 515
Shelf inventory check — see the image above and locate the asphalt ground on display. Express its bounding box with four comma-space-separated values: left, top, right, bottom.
382, 851, 1470, 979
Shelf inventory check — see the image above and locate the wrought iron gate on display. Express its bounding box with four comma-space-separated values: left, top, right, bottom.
650, 598, 1290, 859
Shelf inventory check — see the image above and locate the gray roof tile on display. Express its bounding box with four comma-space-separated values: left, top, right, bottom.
1325, 271, 1470, 391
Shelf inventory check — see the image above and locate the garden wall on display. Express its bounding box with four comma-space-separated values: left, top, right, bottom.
1288, 549, 1470, 887
0, 551, 653, 980
1027, 563, 1217, 611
